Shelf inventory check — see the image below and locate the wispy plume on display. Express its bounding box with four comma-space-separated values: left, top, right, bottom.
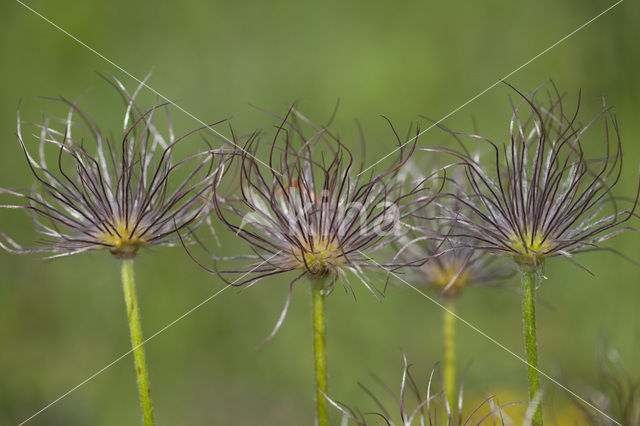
0, 74, 228, 259
431, 82, 639, 271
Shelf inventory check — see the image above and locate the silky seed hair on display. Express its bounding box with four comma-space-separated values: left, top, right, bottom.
326, 355, 527, 425
0, 75, 227, 259
576, 344, 640, 425
428, 82, 639, 271
201, 108, 434, 339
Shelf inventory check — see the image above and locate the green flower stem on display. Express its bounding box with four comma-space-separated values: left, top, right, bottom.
521, 268, 542, 425
443, 301, 456, 406
311, 278, 328, 426
121, 259, 155, 426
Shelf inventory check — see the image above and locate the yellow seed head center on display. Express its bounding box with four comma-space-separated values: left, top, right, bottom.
510, 232, 552, 269
430, 263, 470, 298
296, 237, 343, 276
99, 221, 147, 259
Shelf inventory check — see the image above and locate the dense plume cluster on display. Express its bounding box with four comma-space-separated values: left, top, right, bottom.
0, 76, 227, 259
210, 109, 432, 291
3, 77, 638, 426
430, 83, 638, 271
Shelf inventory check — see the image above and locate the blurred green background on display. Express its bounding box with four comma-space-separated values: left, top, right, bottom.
1, 0, 639, 424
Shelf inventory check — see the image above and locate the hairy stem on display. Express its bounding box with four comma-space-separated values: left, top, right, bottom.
121, 259, 154, 426
311, 278, 328, 426
521, 268, 542, 425
443, 301, 456, 406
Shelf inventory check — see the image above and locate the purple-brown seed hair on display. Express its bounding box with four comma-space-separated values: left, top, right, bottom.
425, 82, 639, 272
0, 75, 228, 259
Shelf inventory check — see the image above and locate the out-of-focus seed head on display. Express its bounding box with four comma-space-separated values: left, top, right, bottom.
419, 247, 504, 298
394, 162, 514, 299
398, 233, 513, 299
0, 75, 227, 259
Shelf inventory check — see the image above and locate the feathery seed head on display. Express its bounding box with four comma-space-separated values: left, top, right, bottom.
202, 109, 434, 341
434, 82, 639, 271
0, 75, 228, 259
212, 108, 430, 292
